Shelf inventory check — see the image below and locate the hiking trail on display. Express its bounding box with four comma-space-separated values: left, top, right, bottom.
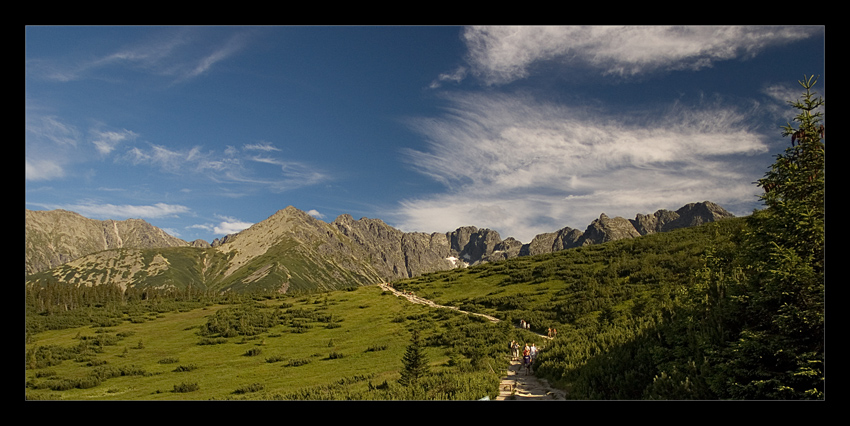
378, 283, 567, 401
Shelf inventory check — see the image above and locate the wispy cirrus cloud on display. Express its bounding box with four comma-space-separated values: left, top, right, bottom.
27, 27, 250, 84
25, 114, 80, 181
28, 200, 191, 220
124, 141, 330, 192
91, 128, 139, 155
440, 25, 821, 87
392, 91, 770, 242
243, 141, 282, 152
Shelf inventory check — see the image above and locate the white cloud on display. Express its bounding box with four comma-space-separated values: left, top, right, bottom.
28, 27, 250, 84
458, 26, 820, 85
392, 91, 770, 242
25, 158, 65, 181
429, 66, 468, 89
126, 143, 187, 172
44, 201, 191, 220
243, 142, 281, 152
188, 223, 214, 232
91, 128, 139, 155
212, 216, 254, 235
122, 142, 329, 192
26, 115, 80, 147
306, 209, 325, 219
183, 32, 248, 80
25, 115, 79, 182
162, 228, 182, 238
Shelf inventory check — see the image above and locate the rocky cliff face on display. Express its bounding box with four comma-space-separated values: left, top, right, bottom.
333, 214, 455, 279
579, 213, 643, 246
324, 201, 734, 278
25, 209, 189, 275
521, 227, 584, 256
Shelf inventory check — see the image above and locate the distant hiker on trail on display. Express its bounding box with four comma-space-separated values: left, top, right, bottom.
520, 319, 526, 329
530, 344, 538, 363
511, 340, 520, 360
552, 328, 557, 338
547, 327, 552, 338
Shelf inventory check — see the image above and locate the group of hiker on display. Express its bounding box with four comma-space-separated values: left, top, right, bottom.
519, 319, 557, 339
510, 320, 559, 374
510, 340, 537, 368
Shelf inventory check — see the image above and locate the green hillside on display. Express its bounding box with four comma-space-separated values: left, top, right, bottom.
24, 216, 747, 400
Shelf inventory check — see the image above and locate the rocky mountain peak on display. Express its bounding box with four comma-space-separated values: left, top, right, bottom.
578, 213, 642, 246
25, 209, 189, 275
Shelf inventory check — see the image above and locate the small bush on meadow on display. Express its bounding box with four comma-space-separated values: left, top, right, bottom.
172, 364, 197, 372
233, 383, 264, 394
366, 344, 388, 352
172, 382, 200, 393
285, 358, 311, 367
265, 354, 286, 363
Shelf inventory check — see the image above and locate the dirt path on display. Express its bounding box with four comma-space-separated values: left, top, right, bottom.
379, 283, 500, 322
495, 359, 567, 400
378, 283, 566, 401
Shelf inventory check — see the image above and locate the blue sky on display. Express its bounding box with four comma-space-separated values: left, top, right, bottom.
25, 26, 825, 244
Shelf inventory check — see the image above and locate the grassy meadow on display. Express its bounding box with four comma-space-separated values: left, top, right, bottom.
25, 285, 467, 400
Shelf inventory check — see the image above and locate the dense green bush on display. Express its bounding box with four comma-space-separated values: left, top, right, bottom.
243, 348, 262, 357
173, 364, 198, 372
198, 304, 278, 338
233, 383, 264, 394
173, 382, 200, 393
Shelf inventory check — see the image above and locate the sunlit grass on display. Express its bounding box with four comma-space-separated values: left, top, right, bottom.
25, 286, 443, 400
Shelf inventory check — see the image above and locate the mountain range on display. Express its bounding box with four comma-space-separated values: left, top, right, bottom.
25, 201, 735, 293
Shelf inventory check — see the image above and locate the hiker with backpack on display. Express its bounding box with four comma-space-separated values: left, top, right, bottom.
522, 344, 532, 375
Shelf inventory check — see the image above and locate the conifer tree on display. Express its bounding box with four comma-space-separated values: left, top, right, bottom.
398, 329, 430, 387
720, 75, 825, 399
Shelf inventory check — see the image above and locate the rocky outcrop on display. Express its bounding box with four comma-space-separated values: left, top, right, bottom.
663, 201, 736, 231
25, 209, 189, 276
578, 213, 643, 246
520, 226, 584, 256
190, 239, 212, 248
333, 215, 464, 279
630, 209, 680, 235
490, 237, 524, 261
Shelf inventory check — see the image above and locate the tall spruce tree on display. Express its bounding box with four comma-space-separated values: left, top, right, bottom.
719, 75, 825, 399
399, 329, 430, 387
